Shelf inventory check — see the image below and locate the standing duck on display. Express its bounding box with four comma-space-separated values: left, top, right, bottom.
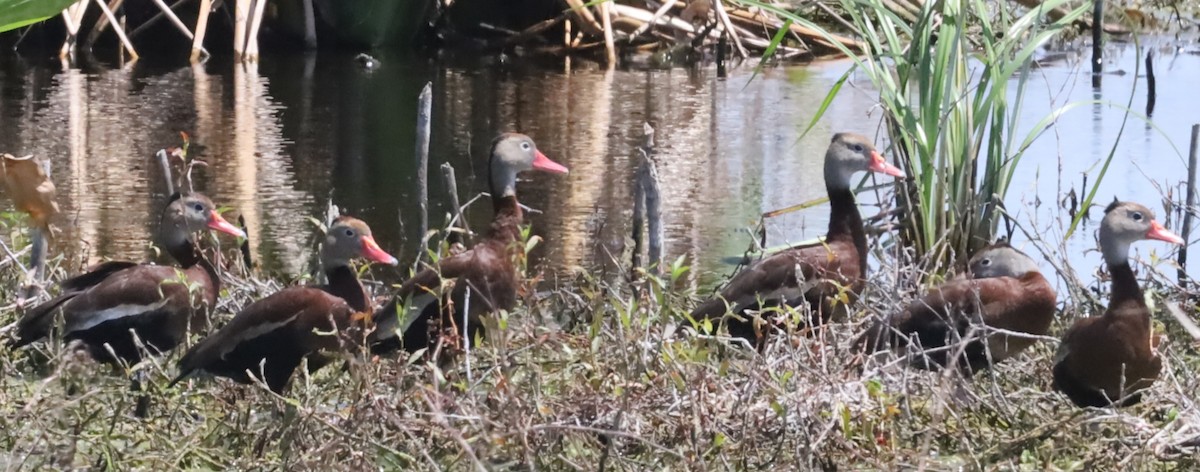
369, 133, 569, 356
171, 216, 397, 394
687, 132, 904, 345
13, 193, 246, 365
856, 241, 1057, 373
1053, 200, 1183, 407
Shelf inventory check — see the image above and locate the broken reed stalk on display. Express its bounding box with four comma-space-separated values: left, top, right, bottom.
129, 0, 193, 40
1145, 51, 1156, 116
238, 215, 253, 273
93, 0, 139, 59
301, 0, 317, 49
192, 0, 213, 61
1180, 124, 1200, 286
149, 0, 195, 40
630, 123, 663, 278
155, 149, 175, 195
440, 163, 471, 244
85, 0, 125, 47
246, 0, 268, 60
413, 83, 433, 272
600, 0, 616, 65
234, 0, 250, 58
20, 160, 52, 301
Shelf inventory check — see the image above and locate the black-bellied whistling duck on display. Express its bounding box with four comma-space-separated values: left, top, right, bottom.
856, 241, 1057, 373
13, 193, 245, 365
369, 132, 569, 356
1053, 200, 1183, 408
170, 216, 397, 394
687, 132, 904, 345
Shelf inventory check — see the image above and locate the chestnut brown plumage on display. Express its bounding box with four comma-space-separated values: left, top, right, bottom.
687, 132, 904, 345
369, 133, 569, 356
12, 193, 245, 365
857, 242, 1057, 374
1052, 200, 1183, 408
171, 216, 397, 394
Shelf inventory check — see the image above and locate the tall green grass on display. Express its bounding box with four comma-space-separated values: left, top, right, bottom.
742, 0, 1089, 271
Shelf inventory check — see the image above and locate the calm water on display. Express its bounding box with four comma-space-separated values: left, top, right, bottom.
0, 37, 1197, 293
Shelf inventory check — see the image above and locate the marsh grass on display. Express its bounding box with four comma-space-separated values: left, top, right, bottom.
743, 0, 1095, 274
0, 214, 1198, 470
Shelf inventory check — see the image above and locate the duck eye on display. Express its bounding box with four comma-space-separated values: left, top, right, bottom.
1131, 212, 1144, 221
852, 144, 864, 152
521, 142, 532, 151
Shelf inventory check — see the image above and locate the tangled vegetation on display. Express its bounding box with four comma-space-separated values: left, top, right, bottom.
0, 209, 1197, 470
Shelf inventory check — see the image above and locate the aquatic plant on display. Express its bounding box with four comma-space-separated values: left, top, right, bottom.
0, 0, 77, 33
745, 0, 1089, 271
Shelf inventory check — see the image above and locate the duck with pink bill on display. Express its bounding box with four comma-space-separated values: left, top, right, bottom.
171, 216, 398, 394
1053, 199, 1185, 408
370, 132, 570, 357
686, 132, 905, 347
13, 192, 245, 365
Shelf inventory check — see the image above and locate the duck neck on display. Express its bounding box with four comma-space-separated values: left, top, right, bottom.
325, 264, 369, 312
167, 236, 221, 299
826, 183, 867, 272
1106, 259, 1146, 311
489, 163, 523, 243
1102, 238, 1146, 309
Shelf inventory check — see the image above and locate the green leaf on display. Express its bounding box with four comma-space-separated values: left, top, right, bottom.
0, 0, 78, 33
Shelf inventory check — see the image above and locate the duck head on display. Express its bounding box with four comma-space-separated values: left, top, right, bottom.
322, 216, 398, 268
1100, 200, 1184, 265
823, 132, 905, 190
488, 133, 569, 198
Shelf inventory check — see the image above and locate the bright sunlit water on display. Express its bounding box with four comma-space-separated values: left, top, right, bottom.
1, 35, 1198, 295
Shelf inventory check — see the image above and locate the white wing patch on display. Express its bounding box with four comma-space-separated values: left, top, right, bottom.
66, 299, 171, 333
216, 313, 303, 360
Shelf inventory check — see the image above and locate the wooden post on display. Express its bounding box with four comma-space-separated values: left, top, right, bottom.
191, 0, 213, 61
1180, 124, 1200, 287
94, 0, 139, 60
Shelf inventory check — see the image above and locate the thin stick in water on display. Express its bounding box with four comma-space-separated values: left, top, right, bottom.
1091, 0, 1103, 88
1145, 50, 1156, 116
1180, 124, 1200, 286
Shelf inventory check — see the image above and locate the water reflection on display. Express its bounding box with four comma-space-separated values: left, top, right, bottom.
0, 41, 1197, 294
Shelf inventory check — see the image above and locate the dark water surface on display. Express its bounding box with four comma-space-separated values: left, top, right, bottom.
0, 38, 1198, 293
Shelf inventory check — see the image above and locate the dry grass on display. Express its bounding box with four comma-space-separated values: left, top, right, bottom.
0, 226, 1198, 471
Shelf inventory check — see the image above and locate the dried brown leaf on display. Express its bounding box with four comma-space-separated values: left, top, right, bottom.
0, 153, 59, 232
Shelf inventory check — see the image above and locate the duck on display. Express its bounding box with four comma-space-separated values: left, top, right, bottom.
856, 241, 1057, 373
687, 132, 904, 345
1052, 200, 1183, 408
12, 193, 246, 365
369, 132, 569, 356
170, 216, 397, 394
